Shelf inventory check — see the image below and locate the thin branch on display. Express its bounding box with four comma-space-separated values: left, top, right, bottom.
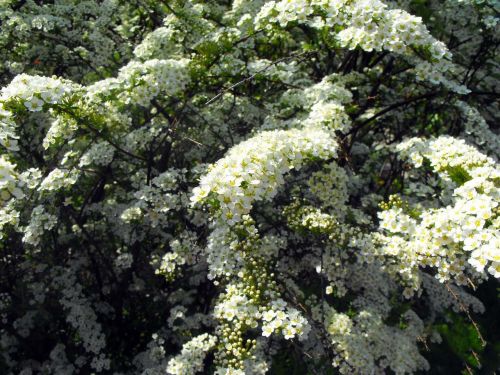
445, 283, 486, 349
204, 51, 315, 106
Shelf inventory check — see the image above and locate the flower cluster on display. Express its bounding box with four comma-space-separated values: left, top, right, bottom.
52, 260, 110, 372
153, 232, 201, 281
22, 205, 57, 247
255, 0, 475, 94
456, 100, 500, 154
0, 155, 23, 205
191, 126, 338, 225
85, 58, 190, 107
0, 74, 74, 110
261, 299, 310, 340
322, 307, 429, 374
166, 333, 217, 375
256, 0, 451, 60
213, 274, 310, 371
377, 136, 499, 289
38, 168, 79, 192
0, 75, 76, 152
307, 161, 349, 215
0, 104, 19, 151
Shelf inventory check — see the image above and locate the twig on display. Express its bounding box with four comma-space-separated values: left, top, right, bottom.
445, 283, 486, 348
205, 51, 315, 105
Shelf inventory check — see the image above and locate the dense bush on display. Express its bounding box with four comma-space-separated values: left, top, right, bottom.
0, 0, 498, 374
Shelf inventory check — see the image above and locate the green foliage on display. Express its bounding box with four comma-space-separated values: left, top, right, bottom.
445, 166, 472, 186
435, 313, 485, 369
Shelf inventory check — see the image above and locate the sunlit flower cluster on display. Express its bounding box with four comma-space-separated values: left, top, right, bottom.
261, 299, 310, 340
191, 126, 338, 225
0, 74, 74, 110
0, 155, 23, 204
377, 136, 499, 289
256, 0, 451, 60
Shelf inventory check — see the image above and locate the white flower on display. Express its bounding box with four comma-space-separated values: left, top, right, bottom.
24, 97, 43, 111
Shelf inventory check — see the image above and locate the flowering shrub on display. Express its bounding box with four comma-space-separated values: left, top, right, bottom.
0, 0, 498, 374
